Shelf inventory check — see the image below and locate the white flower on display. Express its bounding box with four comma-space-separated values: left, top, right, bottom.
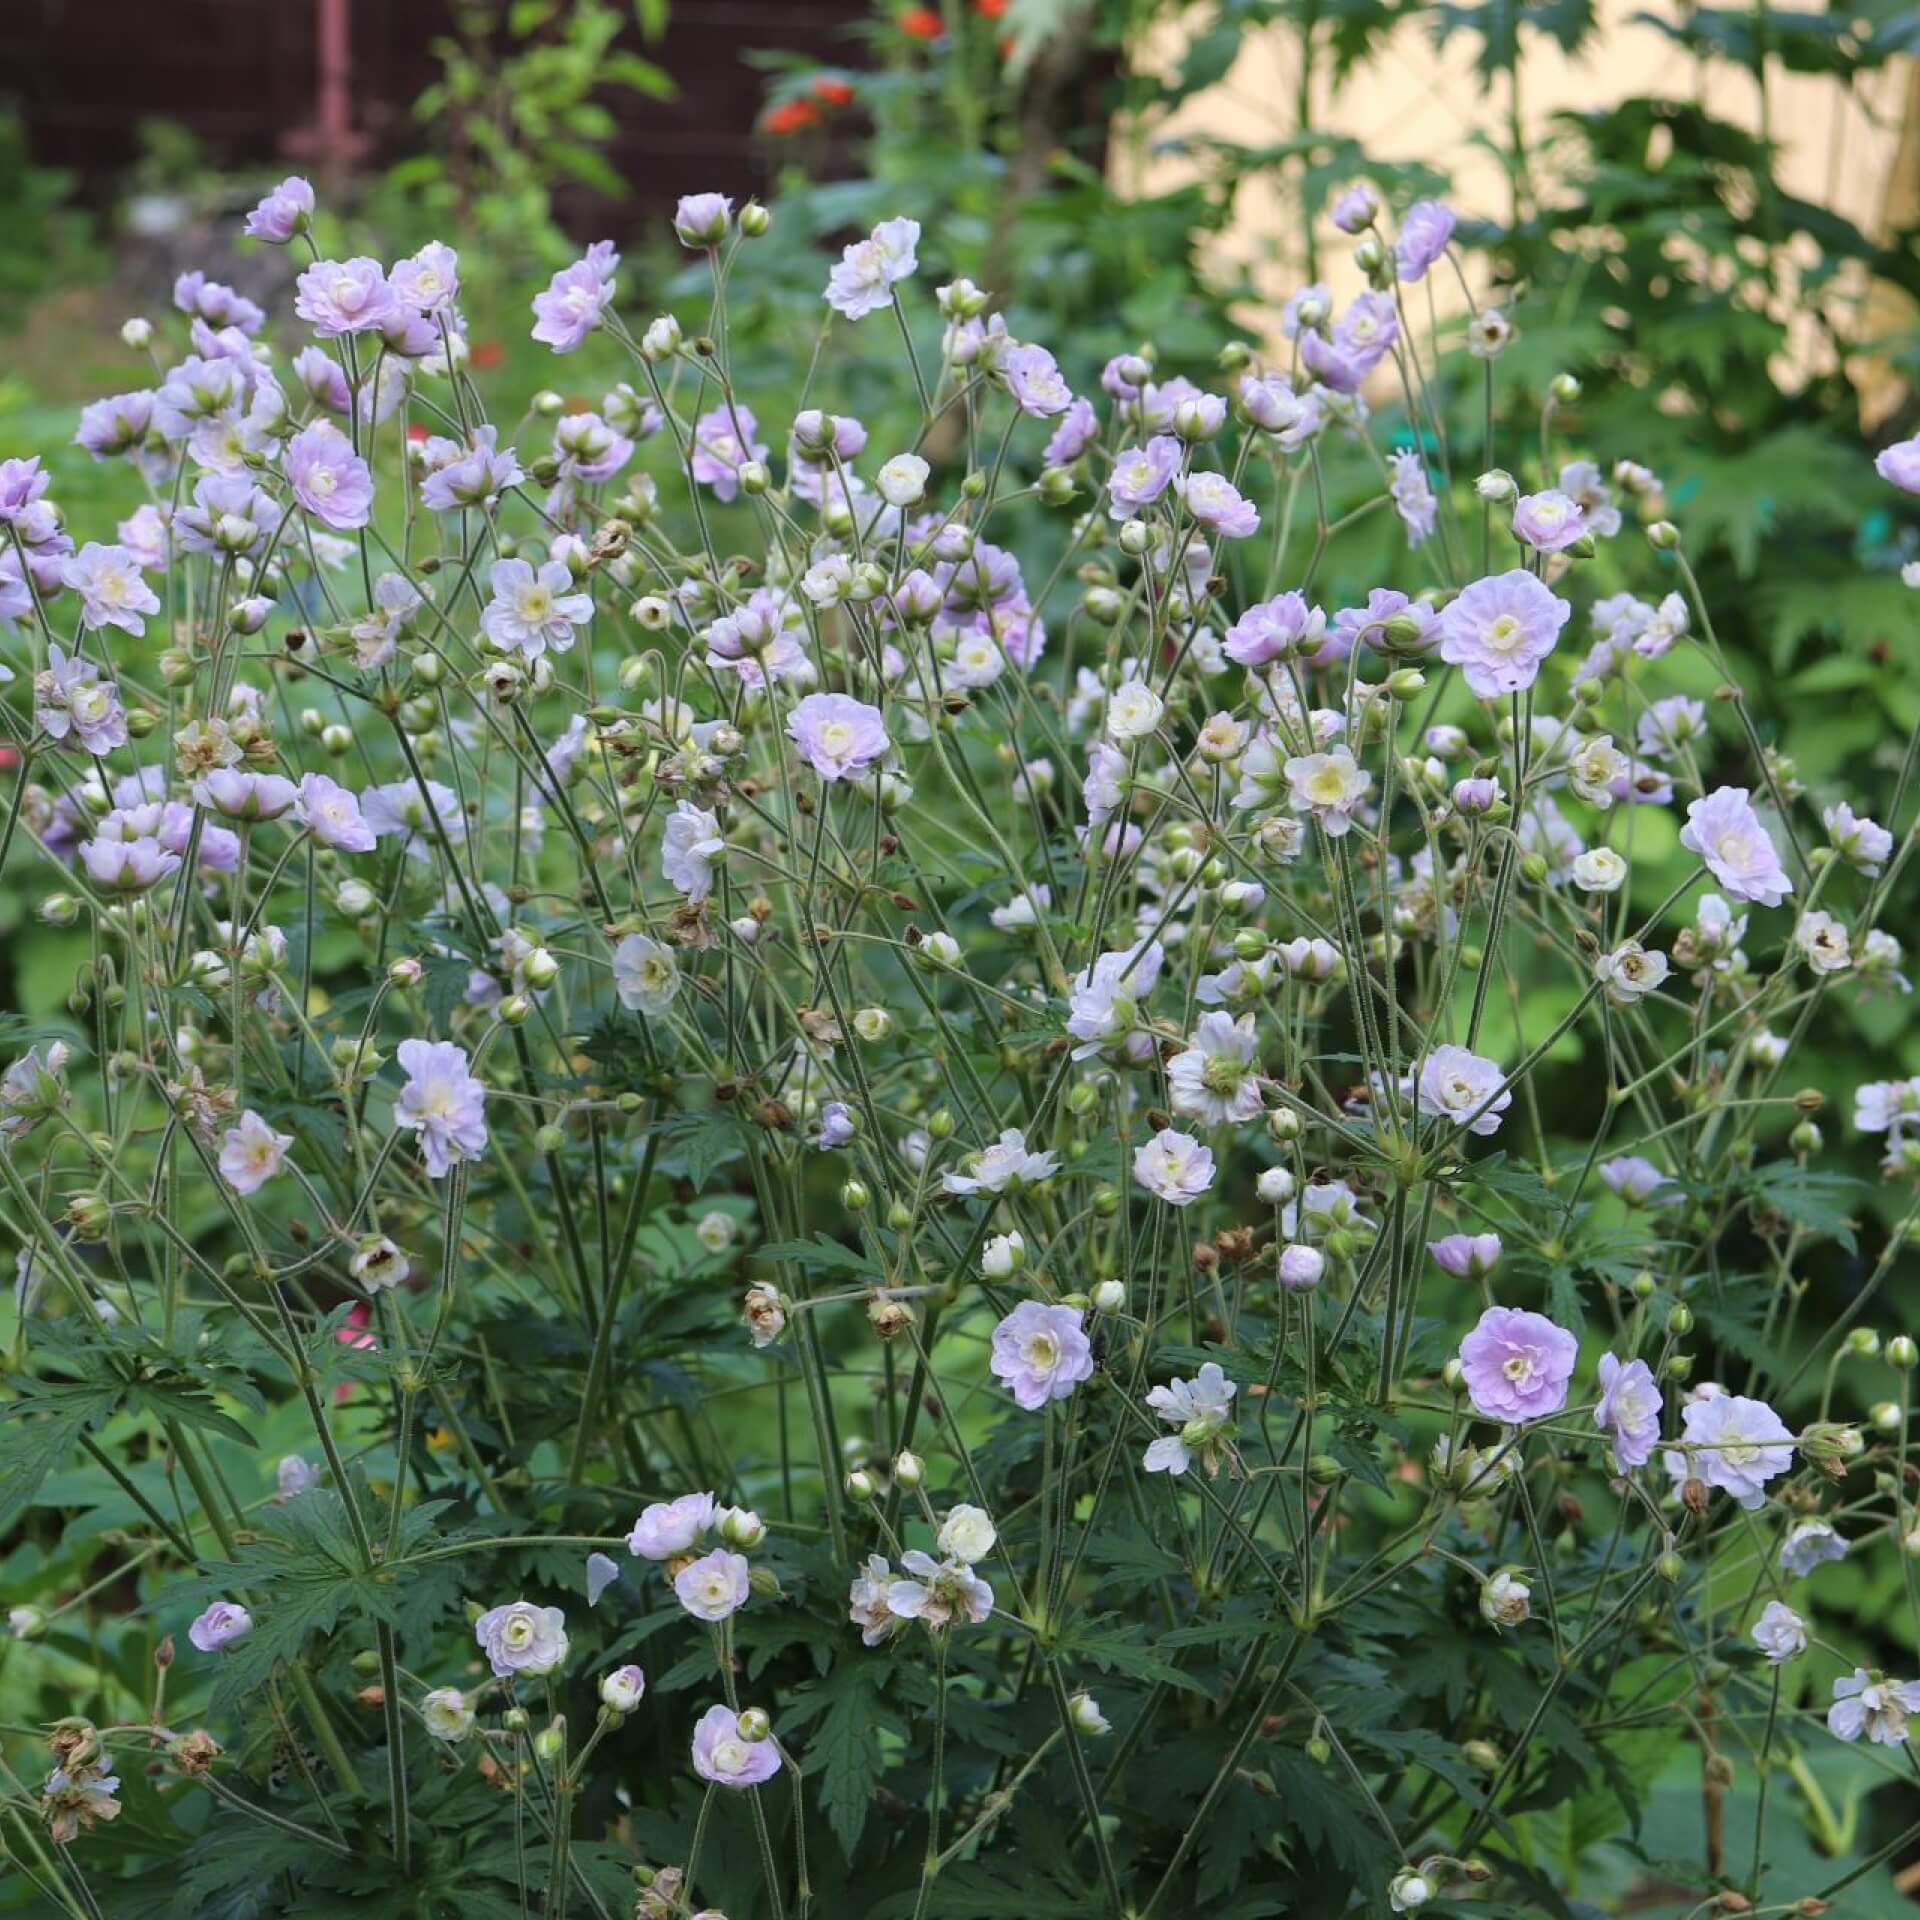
662, 801, 726, 903
1167, 1011, 1263, 1126
613, 933, 680, 1014
481, 557, 594, 660
943, 1128, 1059, 1195
1479, 1570, 1531, 1628
601, 1665, 647, 1712
1751, 1600, 1806, 1665
885, 1550, 993, 1629
936, 1504, 997, 1564
849, 1555, 898, 1645
1285, 748, 1372, 836
1069, 1691, 1111, 1736
1829, 1668, 1920, 1744
1133, 1127, 1215, 1206
1794, 910, 1852, 974
1106, 681, 1164, 742
1571, 848, 1627, 894
696, 1210, 740, 1255
1780, 1520, 1848, 1576
1389, 1867, 1434, 1912
1594, 940, 1668, 1006
420, 1688, 475, 1741
876, 454, 929, 507
981, 1231, 1025, 1278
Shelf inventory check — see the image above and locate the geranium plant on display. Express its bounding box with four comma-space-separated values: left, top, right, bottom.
3, 169, 1920, 1920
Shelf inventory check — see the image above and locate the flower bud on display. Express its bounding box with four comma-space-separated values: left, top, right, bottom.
846, 1469, 875, 1502
893, 1449, 925, 1489
1550, 372, 1582, 402
1092, 1278, 1126, 1314
1890, 1335, 1917, 1369
740, 200, 772, 237
121, 317, 153, 349
1647, 520, 1680, 550
736, 1707, 771, 1742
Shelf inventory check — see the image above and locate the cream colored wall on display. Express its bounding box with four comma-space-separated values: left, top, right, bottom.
1118, 5, 1910, 389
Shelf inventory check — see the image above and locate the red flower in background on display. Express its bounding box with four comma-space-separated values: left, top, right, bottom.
976, 0, 1008, 15
470, 340, 506, 372
812, 75, 856, 106
765, 98, 825, 135
900, 6, 943, 38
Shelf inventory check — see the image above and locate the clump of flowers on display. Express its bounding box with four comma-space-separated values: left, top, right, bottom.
0, 172, 1913, 1920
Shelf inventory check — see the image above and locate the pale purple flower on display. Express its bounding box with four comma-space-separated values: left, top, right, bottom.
61, 543, 159, 635
1780, 1521, 1848, 1576
627, 1491, 716, 1560
1458, 1306, 1578, 1422
188, 1601, 253, 1652
1043, 396, 1099, 464
690, 404, 769, 501
1299, 292, 1399, 391
1395, 199, 1456, 280
193, 769, 299, 820
1278, 1243, 1325, 1290
420, 425, 523, 511
1331, 182, 1379, 232
1600, 1155, 1679, 1206
295, 773, 375, 852
218, 1110, 294, 1194
1752, 1600, 1807, 1664
532, 253, 616, 352
1825, 803, 1893, 875
362, 779, 465, 860
1389, 450, 1438, 547
1876, 437, 1920, 494
244, 176, 314, 243
1066, 940, 1162, 1057
674, 193, 734, 247
1004, 343, 1074, 419
674, 1548, 751, 1622
35, 644, 128, 755
1680, 787, 1793, 907
1133, 1127, 1216, 1206
285, 423, 374, 531
1663, 1393, 1794, 1509
393, 1038, 488, 1178
1427, 1233, 1501, 1278
295, 257, 397, 336
0, 456, 48, 524
474, 1600, 568, 1678
1417, 1044, 1510, 1135
1594, 1353, 1663, 1471
1511, 489, 1587, 554
944, 1127, 1059, 1195
813, 1100, 856, 1150
1174, 469, 1259, 538
824, 216, 920, 320
74, 391, 155, 460
391, 242, 460, 315
482, 558, 594, 660
80, 833, 178, 892
1143, 1361, 1236, 1476
787, 692, 889, 781
1439, 571, 1571, 696
1106, 437, 1182, 518
1238, 371, 1323, 448
1224, 592, 1325, 667
990, 1301, 1095, 1410
691, 1703, 782, 1786
174, 272, 266, 334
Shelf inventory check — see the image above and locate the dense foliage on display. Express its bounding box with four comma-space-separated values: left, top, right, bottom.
5, 65, 1920, 1920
